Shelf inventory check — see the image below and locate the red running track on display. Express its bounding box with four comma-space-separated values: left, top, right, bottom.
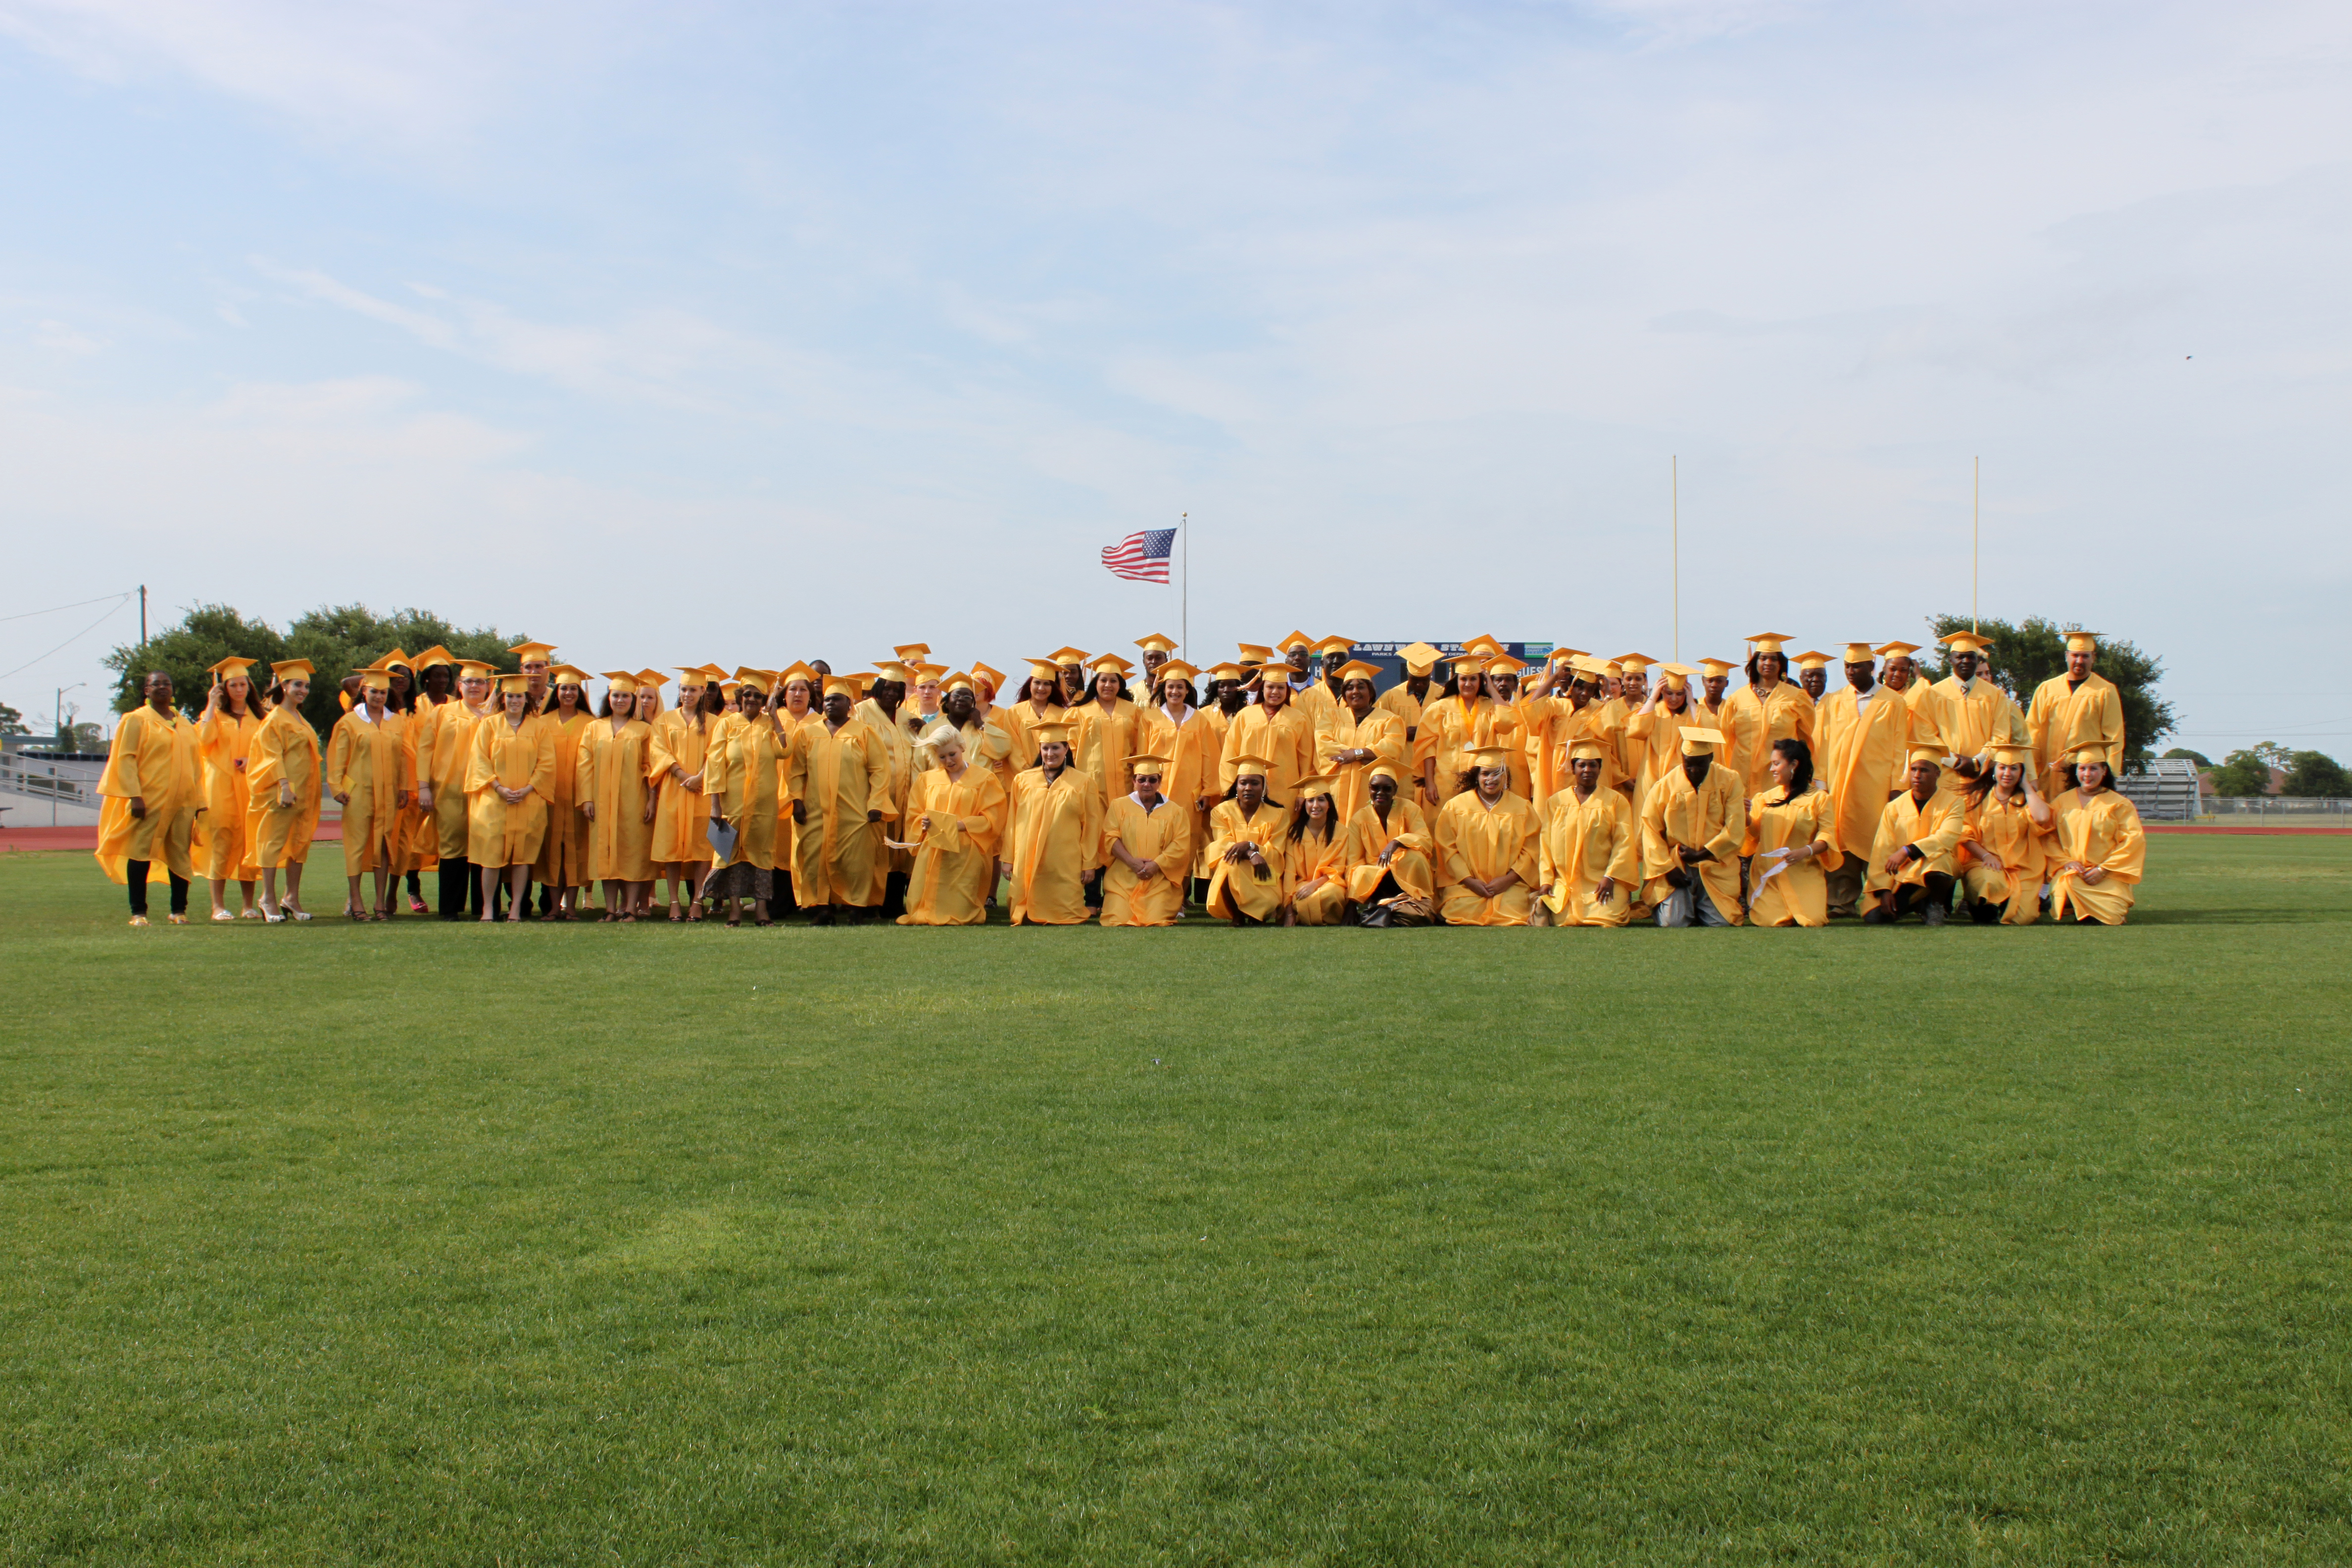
1, 822, 344, 852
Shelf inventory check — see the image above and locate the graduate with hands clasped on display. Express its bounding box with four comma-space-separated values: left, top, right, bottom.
325, 666, 411, 922
1435, 744, 1539, 927
1202, 753, 1289, 927
1099, 751, 1191, 928
467, 675, 557, 923
1538, 740, 1640, 928
195, 655, 267, 921
1002, 720, 1098, 926
94, 666, 203, 925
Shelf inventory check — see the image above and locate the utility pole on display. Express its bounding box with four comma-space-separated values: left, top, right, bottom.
139, 585, 148, 648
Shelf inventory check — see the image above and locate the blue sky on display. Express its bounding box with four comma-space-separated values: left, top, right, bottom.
3, 0, 2347, 758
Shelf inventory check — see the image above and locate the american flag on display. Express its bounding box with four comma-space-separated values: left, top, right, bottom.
1100, 527, 1176, 583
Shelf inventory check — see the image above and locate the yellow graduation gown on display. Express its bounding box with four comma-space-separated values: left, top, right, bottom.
1743, 788, 1841, 928
1375, 679, 1434, 740
1539, 786, 1639, 927
1005, 765, 1101, 926
646, 709, 715, 866
196, 706, 264, 881
2048, 787, 2145, 925
1202, 798, 1289, 923
1814, 686, 1909, 857
326, 708, 411, 873
530, 711, 593, 886
1639, 764, 1745, 925
852, 696, 917, 896
1001, 698, 1070, 771
244, 705, 322, 869
2028, 673, 2126, 798
1284, 823, 1350, 926
790, 717, 894, 907
1621, 702, 1695, 817
1414, 695, 1496, 804
1862, 787, 1966, 907
466, 714, 557, 868
389, 703, 436, 876
1509, 694, 1622, 809
1958, 786, 2052, 924
1099, 794, 1192, 927
1220, 702, 1315, 806
1070, 698, 1143, 817
1134, 702, 1220, 858
705, 716, 790, 873
1314, 706, 1409, 827
898, 766, 1007, 926
1928, 674, 2028, 762
1723, 682, 1814, 800
420, 699, 491, 860
1435, 789, 1538, 926
94, 704, 202, 883
579, 716, 657, 883
1343, 799, 1435, 905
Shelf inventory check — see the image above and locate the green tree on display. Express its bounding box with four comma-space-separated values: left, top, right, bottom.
2208, 744, 2284, 797
2280, 750, 2350, 799
1921, 614, 2175, 767
0, 701, 27, 736
102, 603, 289, 718
104, 602, 518, 737
2161, 746, 2210, 767
66, 721, 104, 754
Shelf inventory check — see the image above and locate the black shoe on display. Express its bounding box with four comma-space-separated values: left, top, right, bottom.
810, 908, 836, 926
1922, 902, 1947, 927
1969, 900, 2001, 925
1862, 908, 1893, 925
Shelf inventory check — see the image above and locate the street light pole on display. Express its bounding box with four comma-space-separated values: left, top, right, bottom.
51, 682, 84, 825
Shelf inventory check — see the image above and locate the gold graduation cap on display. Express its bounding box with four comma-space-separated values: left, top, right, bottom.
1745, 632, 1793, 653
1657, 661, 1695, 690
1088, 652, 1135, 675
1125, 751, 1172, 773
2064, 631, 2100, 653
497, 675, 532, 695
507, 640, 557, 664
1030, 721, 1074, 747
1155, 659, 1200, 684
1791, 650, 1833, 671
1696, 658, 1736, 678
1294, 772, 1338, 798
1046, 646, 1090, 667
1397, 641, 1443, 677
1840, 642, 1878, 664
1333, 659, 1382, 686
1461, 744, 1514, 770
635, 670, 669, 689
350, 667, 392, 691
734, 666, 774, 694
1134, 633, 1178, 654
207, 655, 257, 680
1940, 630, 1994, 653
1679, 725, 1724, 756
600, 669, 641, 692
1314, 635, 1354, 656
1568, 739, 1610, 762
1616, 653, 1655, 674
1228, 751, 1274, 777
455, 660, 496, 680
1875, 640, 1921, 659
892, 642, 932, 663
410, 644, 456, 669
1275, 631, 1314, 654
971, 661, 1007, 693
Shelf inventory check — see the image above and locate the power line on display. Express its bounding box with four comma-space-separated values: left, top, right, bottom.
0, 595, 137, 681
0, 590, 137, 625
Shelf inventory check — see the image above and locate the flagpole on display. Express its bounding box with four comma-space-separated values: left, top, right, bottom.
1971, 457, 1980, 634
1180, 512, 1188, 667
1671, 456, 1680, 663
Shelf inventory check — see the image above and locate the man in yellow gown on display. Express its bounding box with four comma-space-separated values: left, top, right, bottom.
1862, 745, 1968, 925
94, 668, 203, 924
1375, 642, 1442, 744
2028, 632, 2125, 800
1640, 726, 1744, 927
1928, 631, 2029, 768
1813, 642, 1909, 918
855, 662, 919, 912
418, 658, 496, 919
1101, 751, 1192, 927
1539, 741, 1639, 928
791, 676, 895, 922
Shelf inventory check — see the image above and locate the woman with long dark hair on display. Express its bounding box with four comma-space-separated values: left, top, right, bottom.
579, 673, 658, 920
245, 659, 322, 922
533, 666, 596, 920
1416, 653, 1498, 810
1282, 775, 1347, 926
1742, 736, 1838, 927
1001, 660, 1069, 782
2049, 742, 2144, 925
1954, 740, 2053, 925
467, 675, 556, 923
196, 655, 267, 921
1724, 634, 1815, 800
649, 667, 722, 921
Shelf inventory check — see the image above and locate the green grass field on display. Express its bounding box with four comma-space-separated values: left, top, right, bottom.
3, 837, 2347, 1565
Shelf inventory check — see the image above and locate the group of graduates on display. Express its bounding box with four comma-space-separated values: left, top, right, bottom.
92, 626, 2147, 930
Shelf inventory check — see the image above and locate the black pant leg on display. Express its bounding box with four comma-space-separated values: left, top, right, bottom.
167, 872, 190, 915
126, 860, 149, 916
